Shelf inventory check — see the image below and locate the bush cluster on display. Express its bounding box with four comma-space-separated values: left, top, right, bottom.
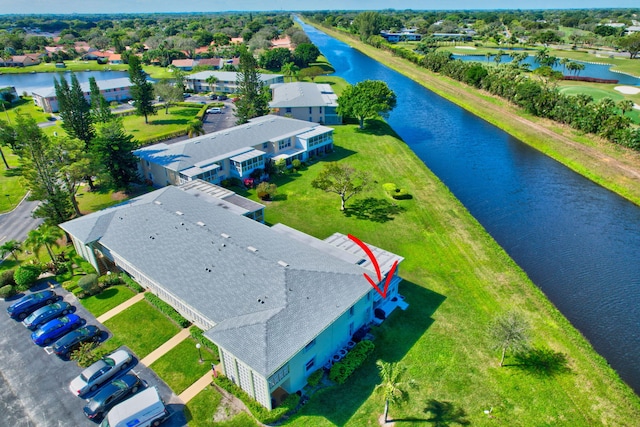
190, 326, 220, 362
212, 375, 299, 424
0, 269, 16, 287
329, 340, 375, 384
144, 293, 191, 327
306, 369, 323, 387
98, 273, 124, 288
78, 273, 100, 296
383, 183, 411, 200
0, 284, 16, 299
14, 265, 42, 291
121, 274, 145, 293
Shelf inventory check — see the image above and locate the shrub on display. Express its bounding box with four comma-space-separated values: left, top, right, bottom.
0, 269, 16, 287
307, 369, 323, 387
292, 159, 302, 169
62, 280, 79, 291
383, 183, 397, 193
329, 340, 375, 384
144, 293, 191, 327
121, 274, 144, 293
14, 265, 42, 291
382, 182, 412, 200
190, 326, 220, 362
72, 287, 87, 299
212, 375, 300, 424
78, 273, 100, 296
256, 182, 277, 201
98, 272, 123, 288
70, 342, 109, 368
0, 284, 16, 299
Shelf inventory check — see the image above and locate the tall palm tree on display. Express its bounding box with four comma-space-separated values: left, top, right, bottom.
205, 75, 218, 93
280, 62, 299, 83
25, 226, 64, 265
186, 120, 205, 138
0, 239, 22, 261
375, 360, 411, 423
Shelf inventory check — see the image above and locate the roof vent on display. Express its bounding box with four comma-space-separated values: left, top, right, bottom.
221, 233, 230, 239
176, 211, 184, 216
197, 221, 205, 227
277, 260, 289, 268
247, 246, 258, 253
356, 259, 366, 265
154, 200, 162, 205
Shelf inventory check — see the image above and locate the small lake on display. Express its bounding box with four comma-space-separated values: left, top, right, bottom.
0, 70, 129, 95
452, 54, 640, 85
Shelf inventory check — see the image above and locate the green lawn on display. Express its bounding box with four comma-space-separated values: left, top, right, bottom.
185, 387, 258, 427
149, 338, 216, 394
3, 97, 51, 123
557, 82, 640, 124
80, 285, 136, 317
122, 106, 201, 144
248, 118, 640, 426
0, 147, 25, 213
102, 300, 181, 358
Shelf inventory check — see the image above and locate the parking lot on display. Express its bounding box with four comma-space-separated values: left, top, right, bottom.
0, 283, 187, 427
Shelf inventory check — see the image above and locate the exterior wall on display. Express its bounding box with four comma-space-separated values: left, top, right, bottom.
69, 237, 99, 273
139, 158, 179, 187
219, 346, 272, 409
272, 106, 341, 125
33, 85, 131, 113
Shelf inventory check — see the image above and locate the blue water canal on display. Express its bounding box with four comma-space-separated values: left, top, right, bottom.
299, 21, 640, 394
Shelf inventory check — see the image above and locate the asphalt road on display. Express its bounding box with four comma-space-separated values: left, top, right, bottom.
0, 283, 187, 427
0, 197, 43, 246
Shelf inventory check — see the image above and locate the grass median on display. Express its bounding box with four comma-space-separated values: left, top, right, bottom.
254, 118, 640, 426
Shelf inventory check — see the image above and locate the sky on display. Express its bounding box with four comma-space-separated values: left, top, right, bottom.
0, 0, 638, 15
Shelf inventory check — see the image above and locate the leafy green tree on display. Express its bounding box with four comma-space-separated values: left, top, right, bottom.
488, 311, 531, 367
311, 162, 369, 211
91, 119, 139, 188
0, 118, 15, 169
12, 115, 74, 224
256, 182, 277, 200
293, 43, 320, 68
88, 77, 113, 123
353, 11, 382, 42
0, 240, 22, 262
154, 80, 183, 114
235, 47, 269, 125
128, 55, 156, 124
14, 265, 42, 291
54, 73, 95, 147
375, 360, 413, 423
337, 80, 397, 129
54, 136, 90, 217
25, 225, 63, 265
618, 33, 640, 59
259, 47, 293, 70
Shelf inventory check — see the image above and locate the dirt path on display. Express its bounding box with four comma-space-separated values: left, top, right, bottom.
314, 23, 640, 204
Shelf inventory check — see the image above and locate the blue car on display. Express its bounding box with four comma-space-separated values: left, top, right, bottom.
22, 301, 74, 330
52, 325, 101, 357
31, 313, 86, 346
7, 290, 59, 320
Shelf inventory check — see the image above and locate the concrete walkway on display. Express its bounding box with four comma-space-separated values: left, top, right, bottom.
96, 292, 146, 323
178, 371, 214, 403
139, 328, 191, 366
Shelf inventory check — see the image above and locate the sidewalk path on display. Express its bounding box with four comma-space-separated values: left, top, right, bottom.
96, 292, 146, 323
178, 371, 213, 403
139, 328, 191, 366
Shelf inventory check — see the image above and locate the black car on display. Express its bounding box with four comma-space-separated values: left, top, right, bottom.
217, 94, 228, 100
52, 325, 101, 357
22, 301, 74, 330
82, 374, 143, 420
7, 290, 59, 320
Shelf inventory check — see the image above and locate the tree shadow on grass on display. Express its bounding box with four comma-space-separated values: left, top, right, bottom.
344, 197, 406, 223
510, 347, 571, 377
149, 119, 190, 126
403, 399, 470, 426
3, 166, 22, 177
292, 280, 446, 426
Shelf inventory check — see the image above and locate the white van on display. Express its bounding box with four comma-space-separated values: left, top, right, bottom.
99, 387, 168, 427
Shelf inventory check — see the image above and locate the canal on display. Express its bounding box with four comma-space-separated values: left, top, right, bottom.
299, 20, 640, 393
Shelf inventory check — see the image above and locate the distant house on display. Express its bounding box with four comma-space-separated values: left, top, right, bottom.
134, 115, 333, 187
185, 70, 283, 93
171, 59, 197, 71
380, 28, 422, 42
230, 37, 244, 44
60, 183, 404, 410
196, 58, 223, 69
32, 77, 132, 113
5, 54, 41, 67
270, 36, 294, 51
432, 33, 473, 42
82, 50, 113, 61
269, 82, 341, 125
108, 54, 123, 64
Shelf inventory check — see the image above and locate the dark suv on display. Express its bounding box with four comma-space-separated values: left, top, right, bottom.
52, 325, 101, 357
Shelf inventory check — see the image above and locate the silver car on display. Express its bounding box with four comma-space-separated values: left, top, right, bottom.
69, 349, 133, 397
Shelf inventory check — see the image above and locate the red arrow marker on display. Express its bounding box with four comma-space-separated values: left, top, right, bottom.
348, 234, 397, 299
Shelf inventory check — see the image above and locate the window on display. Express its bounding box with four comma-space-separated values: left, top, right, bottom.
304, 339, 316, 352
263, 142, 268, 149
268, 364, 290, 388
349, 322, 354, 336
349, 305, 354, 317
285, 107, 292, 113
319, 107, 322, 113
308, 107, 312, 114
306, 357, 315, 371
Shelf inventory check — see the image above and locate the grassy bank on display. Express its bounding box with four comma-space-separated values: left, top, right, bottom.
0, 146, 25, 213
307, 22, 640, 206
257, 119, 640, 426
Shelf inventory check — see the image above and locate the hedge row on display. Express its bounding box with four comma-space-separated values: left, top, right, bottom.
121, 274, 144, 293
144, 293, 191, 328
137, 129, 188, 146
329, 340, 375, 384
307, 369, 323, 387
189, 326, 220, 362
212, 375, 299, 424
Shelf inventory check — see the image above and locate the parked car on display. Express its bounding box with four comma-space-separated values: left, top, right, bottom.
69, 349, 133, 397
7, 290, 59, 320
217, 94, 228, 100
83, 374, 143, 421
98, 386, 167, 427
127, 100, 135, 106
206, 107, 222, 114
22, 301, 74, 330
31, 313, 85, 346
52, 325, 101, 357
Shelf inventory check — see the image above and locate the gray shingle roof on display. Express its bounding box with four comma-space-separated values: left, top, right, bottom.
186, 70, 282, 83
60, 186, 377, 377
269, 82, 338, 109
32, 77, 132, 98
134, 115, 332, 174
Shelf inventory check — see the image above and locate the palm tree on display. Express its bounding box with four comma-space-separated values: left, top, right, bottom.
560, 57, 570, 74
494, 50, 505, 65
280, 62, 299, 83
25, 226, 64, 265
186, 120, 205, 138
485, 52, 492, 62
205, 75, 218, 93
618, 99, 634, 116
0, 239, 22, 261
375, 360, 412, 423
488, 311, 531, 367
